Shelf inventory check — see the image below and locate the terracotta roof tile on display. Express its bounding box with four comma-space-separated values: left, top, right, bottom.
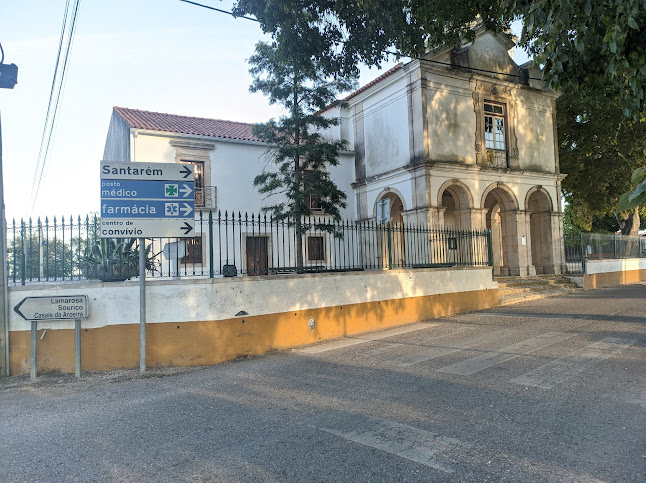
113, 107, 261, 142
343, 63, 404, 102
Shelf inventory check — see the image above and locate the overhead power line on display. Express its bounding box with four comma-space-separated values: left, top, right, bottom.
30, 0, 82, 214
178, 0, 543, 82
179, 0, 258, 21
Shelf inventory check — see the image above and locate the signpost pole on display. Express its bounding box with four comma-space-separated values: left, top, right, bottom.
99, 162, 195, 375
74, 319, 81, 378
30, 320, 37, 380
13, 295, 88, 379
0, 113, 8, 377
139, 237, 146, 373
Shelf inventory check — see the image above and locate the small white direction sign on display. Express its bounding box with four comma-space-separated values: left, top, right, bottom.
100, 219, 194, 238
14, 295, 89, 321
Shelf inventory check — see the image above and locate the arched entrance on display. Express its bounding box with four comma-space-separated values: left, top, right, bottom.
527, 189, 555, 274
375, 191, 405, 268
438, 181, 473, 229
483, 185, 519, 276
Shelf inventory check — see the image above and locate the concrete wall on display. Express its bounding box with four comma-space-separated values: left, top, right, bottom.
583, 258, 646, 289
8, 267, 497, 375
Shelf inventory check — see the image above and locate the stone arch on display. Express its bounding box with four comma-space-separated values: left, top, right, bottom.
526, 187, 556, 274
524, 186, 553, 212
373, 188, 407, 268
480, 182, 519, 211
437, 179, 474, 229
436, 179, 474, 209
373, 188, 407, 221
482, 183, 520, 276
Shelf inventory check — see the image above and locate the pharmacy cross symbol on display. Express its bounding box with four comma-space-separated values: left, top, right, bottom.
165, 184, 178, 197
165, 203, 179, 216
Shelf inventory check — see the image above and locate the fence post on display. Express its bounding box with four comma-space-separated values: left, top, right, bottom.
208, 209, 214, 278
613, 234, 617, 259
387, 222, 392, 270
487, 229, 493, 267
20, 219, 25, 286
580, 232, 586, 274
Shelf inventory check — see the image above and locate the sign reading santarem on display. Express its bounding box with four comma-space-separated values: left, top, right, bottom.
100, 161, 195, 238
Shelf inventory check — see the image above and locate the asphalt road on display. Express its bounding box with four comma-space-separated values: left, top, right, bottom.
1, 283, 645, 482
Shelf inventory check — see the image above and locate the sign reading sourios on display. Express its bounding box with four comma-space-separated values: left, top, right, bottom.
100, 161, 195, 238
14, 295, 89, 320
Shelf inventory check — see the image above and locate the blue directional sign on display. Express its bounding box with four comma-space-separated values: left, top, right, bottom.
100, 161, 195, 238
101, 200, 194, 218
100, 180, 194, 200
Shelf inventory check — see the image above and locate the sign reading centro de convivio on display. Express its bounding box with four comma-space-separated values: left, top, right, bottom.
100, 161, 195, 238
14, 295, 89, 321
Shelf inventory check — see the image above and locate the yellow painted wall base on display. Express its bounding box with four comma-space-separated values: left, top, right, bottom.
10, 288, 497, 375
584, 269, 646, 290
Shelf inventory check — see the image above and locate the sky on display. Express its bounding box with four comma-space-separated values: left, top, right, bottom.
0, 1, 528, 221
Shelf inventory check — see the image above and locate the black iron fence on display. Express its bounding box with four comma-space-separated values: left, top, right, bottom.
6, 212, 493, 285
564, 232, 646, 274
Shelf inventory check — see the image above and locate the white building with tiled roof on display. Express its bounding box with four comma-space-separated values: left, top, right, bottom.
103, 29, 566, 277
103, 106, 356, 217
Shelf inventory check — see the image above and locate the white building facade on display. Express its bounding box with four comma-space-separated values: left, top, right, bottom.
103, 30, 565, 277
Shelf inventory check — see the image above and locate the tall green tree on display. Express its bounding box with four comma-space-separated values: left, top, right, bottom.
235, 0, 646, 118
618, 166, 646, 213
248, 40, 356, 270
558, 88, 646, 234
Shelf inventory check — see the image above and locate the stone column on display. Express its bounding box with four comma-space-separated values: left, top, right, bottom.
426, 206, 446, 228
491, 211, 503, 275
453, 209, 472, 230
470, 208, 489, 231
551, 212, 566, 275
501, 210, 534, 277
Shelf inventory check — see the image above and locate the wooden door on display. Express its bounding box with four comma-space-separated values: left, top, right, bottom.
246, 236, 268, 275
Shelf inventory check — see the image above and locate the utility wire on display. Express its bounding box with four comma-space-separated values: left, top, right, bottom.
31, 0, 71, 209
179, 0, 258, 21
178, 0, 544, 82
30, 0, 81, 214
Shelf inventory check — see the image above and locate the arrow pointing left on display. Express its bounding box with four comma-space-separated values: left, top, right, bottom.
14, 295, 88, 320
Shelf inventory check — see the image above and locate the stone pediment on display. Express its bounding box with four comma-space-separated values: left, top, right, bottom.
429, 30, 529, 85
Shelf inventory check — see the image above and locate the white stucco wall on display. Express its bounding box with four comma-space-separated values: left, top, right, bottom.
426, 75, 476, 164
585, 258, 646, 275
8, 267, 495, 332
361, 76, 411, 177
515, 93, 557, 173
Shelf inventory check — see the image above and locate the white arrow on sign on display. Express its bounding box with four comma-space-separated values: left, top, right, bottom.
14, 295, 88, 321
180, 203, 193, 217
180, 184, 193, 198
